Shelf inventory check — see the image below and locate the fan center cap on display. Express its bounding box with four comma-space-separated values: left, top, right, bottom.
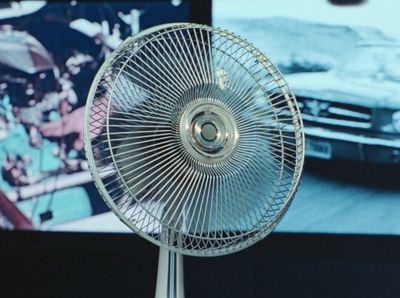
180, 101, 239, 163
201, 123, 218, 141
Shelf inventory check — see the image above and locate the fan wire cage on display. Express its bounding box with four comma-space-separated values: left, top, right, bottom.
84, 23, 304, 257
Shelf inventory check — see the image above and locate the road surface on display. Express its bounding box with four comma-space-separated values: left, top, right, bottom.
277, 159, 400, 234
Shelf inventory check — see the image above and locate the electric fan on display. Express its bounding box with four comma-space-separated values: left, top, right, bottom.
84, 23, 304, 298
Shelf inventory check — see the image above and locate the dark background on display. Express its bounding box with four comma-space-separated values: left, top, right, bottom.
2, 1, 400, 297
2, 231, 400, 298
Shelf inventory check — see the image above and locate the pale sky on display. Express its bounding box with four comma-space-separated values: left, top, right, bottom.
213, 0, 400, 40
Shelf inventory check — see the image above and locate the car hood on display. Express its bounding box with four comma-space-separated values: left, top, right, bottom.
285, 71, 400, 110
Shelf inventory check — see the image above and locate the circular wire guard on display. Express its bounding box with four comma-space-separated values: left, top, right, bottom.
84, 23, 304, 256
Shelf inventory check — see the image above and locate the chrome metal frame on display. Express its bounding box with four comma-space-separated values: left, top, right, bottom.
155, 248, 185, 298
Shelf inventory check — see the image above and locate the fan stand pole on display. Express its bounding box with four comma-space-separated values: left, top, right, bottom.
155, 247, 185, 298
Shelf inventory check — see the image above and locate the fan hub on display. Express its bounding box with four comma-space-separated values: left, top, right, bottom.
201, 123, 218, 142
180, 101, 239, 163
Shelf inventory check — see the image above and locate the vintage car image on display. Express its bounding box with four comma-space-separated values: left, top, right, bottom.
216, 14, 400, 164
214, 0, 400, 235
287, 42, 400, 164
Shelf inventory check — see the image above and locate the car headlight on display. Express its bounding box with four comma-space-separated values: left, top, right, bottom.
392, 111, 400, 132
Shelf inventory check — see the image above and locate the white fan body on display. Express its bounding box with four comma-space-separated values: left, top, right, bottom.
84, 23, 304, 298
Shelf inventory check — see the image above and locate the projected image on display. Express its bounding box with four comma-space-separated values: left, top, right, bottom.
214, 0, 400, 234
0, 1, 188, 231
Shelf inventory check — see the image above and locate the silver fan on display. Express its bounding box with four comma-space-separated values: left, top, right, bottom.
84, 23, 304, 298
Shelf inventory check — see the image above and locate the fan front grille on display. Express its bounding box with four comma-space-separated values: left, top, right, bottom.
84, 23, 304, 256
